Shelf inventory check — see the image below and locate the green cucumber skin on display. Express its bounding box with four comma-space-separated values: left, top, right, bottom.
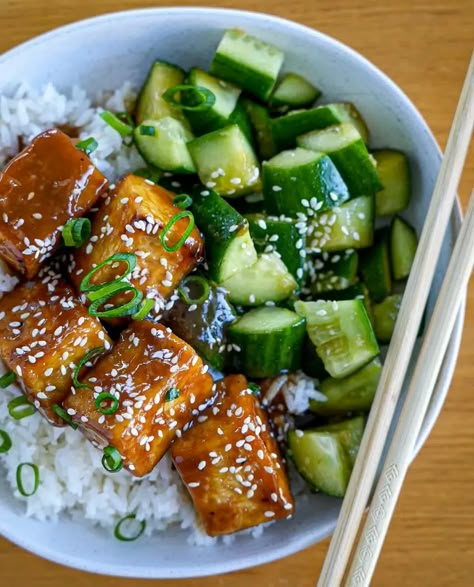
374, 150, 411, 216
310, 358, 382, 415
262, 150, 350, 216
190, 188, 253, 282
227, 315, 306, 378
373, 294, 402, 343
316, 416, 365, 467
327, 141, 382, 197
390, 216, 417, 280
270, 72, 321, 109
229, 100, 256, 148
314, 282, 374, 324
359, 229, 392, 303
246, 214, 306, 285
242, 99, 277, 160
302, 335, 328, 379
272, 106, 342, 150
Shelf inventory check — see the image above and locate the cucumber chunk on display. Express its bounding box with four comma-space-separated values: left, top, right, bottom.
272, 103, 369, 151
229, 99, 255, 147
262, 148, 349, 216
227, 306, 306, 378
183, 68, 241, 136
188, 124, 261, 197
314, 282, 374, 324
242, 99, 277, 160
210, 29, 284, 101
307, 250, 359, 294
373, 294, 402, 343
221, 253, 297, 305
359, 229, 392, 303
307, 195, 374, 252
271, 73, 321, 109
288, 416, 365, 496
310, 358, 382, 415
373, 150, 411, 216
135, 60, 188, 125
134, 118, 195, 174
190, 188, 257, 282
246, 213, 306, 285
295, 299, 379, 379
302, 335, 328, 379
390, 216, 417, 280
297, 123, 382, 197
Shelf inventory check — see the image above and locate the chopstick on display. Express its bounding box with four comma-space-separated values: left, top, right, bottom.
345, 185, 474, 586
318, 50, 474, 587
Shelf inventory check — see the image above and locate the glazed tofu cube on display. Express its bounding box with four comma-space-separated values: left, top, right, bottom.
0, 270, 112, 426
70, 175, 204, 316
0, 129, 108, 278
171, 374, 295, 536
64, 321, 214, 477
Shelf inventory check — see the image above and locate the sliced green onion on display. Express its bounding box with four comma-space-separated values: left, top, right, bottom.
131, 298, 154, 321
102, 446, 123, 473
178, 275, 210, 305
133, 167, 162, 184
114, 514, 146, 542
100, 110, 134, 137
72, 347, 105, 390
117, 111, 134, 127
76, 137, 98, 156
80, 253, 137, 293
173, 194, 193, 209
160, 211, 195, 253
95, 392, 119, 415
248, 382, 261, 396
8, 396, 36, 420
62, 218, 91, 248
16, 463, 40, 497
88, 284, 143, 318
163, 84, 216, 112
165, 387, 180, 402
0, 371, 16, 388
52, 404, 78, 429
0, 430, 12, 454
139, 125, 156, 136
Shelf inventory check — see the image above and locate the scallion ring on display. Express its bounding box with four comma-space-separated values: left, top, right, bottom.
133, 167, 162, 184
52, 404, 78, 429
102, 446, 123, 473
0, 370, 16, 388
8, 396, 36, 420
16, 463, 40, 497
138, 124, 156, 136
172, 194, 193, 209
165, 387, 180, 402
131, 298, 154, 321
0, 430, 12, 454
88, 283, 143, 318
72, 347, 105, 390
76, 137, 98, 156
62, 218, 91, 248
95, 392, 119, 416
79, 253, 137, 293
248, 382, 261, 396
100, 110, 134, 137
160, 211, 195, 253
114, 514, 146, 542
163, 84, 216, 112
178, 275, 210, 305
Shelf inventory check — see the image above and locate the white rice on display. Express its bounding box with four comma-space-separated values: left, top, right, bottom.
0, 83, 312, 544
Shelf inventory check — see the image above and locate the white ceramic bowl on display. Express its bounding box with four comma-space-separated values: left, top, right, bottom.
0, 7, 464, 579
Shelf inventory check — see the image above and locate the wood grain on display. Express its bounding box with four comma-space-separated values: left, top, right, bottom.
0, 1, 473, 586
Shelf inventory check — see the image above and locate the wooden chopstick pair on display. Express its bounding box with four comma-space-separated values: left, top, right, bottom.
318, 51, 474, 587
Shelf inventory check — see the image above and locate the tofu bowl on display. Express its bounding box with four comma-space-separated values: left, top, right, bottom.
0, 7, 464, 579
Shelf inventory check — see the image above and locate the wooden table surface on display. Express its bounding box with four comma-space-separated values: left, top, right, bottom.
0, 1, 473, 585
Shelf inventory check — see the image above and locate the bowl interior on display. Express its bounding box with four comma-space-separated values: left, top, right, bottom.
0, 7, 463, 579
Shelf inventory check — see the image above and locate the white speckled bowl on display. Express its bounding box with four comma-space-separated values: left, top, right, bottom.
0, 7, 464, 579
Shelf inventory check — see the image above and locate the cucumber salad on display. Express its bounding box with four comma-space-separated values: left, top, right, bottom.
0, 27, 417, 538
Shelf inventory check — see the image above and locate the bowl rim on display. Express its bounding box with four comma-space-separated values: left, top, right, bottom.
0, 6, 465, 578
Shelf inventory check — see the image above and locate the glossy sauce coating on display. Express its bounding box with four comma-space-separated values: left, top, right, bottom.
0, 129, 108, 278
64, 321, 215, 477
70, 174, 204, 319
171, 374, 295, 536
0, 270, 112, 426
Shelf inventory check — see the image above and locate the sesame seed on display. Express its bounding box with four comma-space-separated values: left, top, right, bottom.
284, 503, 293, 511
197, 460, 207, 470
32, 213, 42, 219
264, 466, 274, 474
272, 186, 282, 192
188, 482, 200, 488
264, 511, 275, 518
224, 444, 232, 452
